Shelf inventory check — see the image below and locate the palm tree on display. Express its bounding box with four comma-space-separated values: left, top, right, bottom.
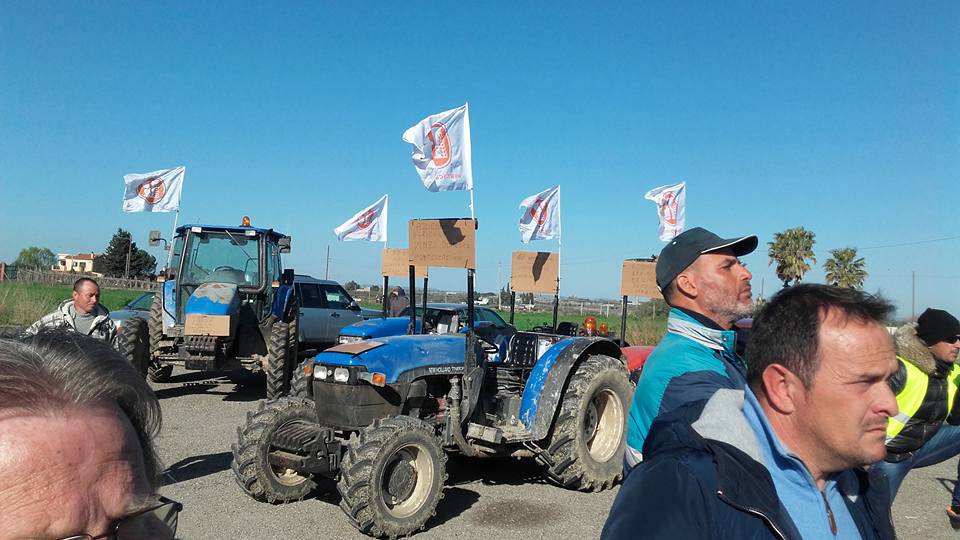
823, 247, 867, 289
767, 227, 816, 288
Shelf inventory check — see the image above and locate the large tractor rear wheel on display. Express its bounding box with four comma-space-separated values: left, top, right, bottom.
118, 317, 149, 377
338, 416, 447, 539
231, 397, 318, 503
541, 354, 632, 492
146, 294, 172, 382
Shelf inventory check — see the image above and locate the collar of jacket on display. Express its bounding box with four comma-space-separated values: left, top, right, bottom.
667, 308, 739, 356
895, 323, 941, 375
58, 299, 112, 325
644, 389, 800, 539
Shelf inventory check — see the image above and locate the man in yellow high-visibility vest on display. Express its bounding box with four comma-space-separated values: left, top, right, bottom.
872, 308, 960, 527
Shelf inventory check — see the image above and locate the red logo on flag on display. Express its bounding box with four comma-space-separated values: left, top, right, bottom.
660, 192, 679, 226
427, 123, 451, 167
137, 176, 166, 204
357, 208, 375, 230
529, 197, 549, 226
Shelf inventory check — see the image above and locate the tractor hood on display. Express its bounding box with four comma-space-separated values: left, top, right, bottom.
339, 317, 420, 339
314, 333, 465, 383
184, 283, 240, 316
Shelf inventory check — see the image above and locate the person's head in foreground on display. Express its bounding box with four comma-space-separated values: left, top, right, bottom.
746, 283, 898, 484
0, 330, 179, 540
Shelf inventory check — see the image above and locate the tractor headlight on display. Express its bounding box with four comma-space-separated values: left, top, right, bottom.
338, 335, 364, 345
315, 366, 329, 380
333, 367, 350, 383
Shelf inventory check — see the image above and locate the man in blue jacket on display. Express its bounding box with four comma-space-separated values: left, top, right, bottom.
604, 284, 898, 539
625, 227, 757, 468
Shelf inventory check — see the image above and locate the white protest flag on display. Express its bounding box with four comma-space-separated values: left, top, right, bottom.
644, 181, 686, 241
334, 194, 388, 242
122, 166, 185, 213
402, 103, 473, 192
518, 185, 561, 243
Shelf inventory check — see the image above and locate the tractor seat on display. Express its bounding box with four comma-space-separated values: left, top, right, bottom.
475, 323, 517, 361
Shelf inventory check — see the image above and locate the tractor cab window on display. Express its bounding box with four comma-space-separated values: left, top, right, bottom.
169, 235, 185, 276
182, 231, 262, 288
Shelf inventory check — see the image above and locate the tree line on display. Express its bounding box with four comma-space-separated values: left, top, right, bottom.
11, 228, 157, 279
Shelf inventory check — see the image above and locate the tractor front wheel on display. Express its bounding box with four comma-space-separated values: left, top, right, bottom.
290, 358, 314, 399
542, 354, 632, 492
265, 321, 294, 399
338, 416, 447, 539
118, 317, 149, 377
146, 294, 172, 382
231, 397, 319, 503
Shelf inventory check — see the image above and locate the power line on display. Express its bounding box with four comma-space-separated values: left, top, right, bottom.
856, 234, 960, 251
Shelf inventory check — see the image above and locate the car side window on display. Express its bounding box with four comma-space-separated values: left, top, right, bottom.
298, 283, 326, 309
321, 285, 352, 310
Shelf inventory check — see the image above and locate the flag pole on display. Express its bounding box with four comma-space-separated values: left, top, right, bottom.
469, 188, 475, 220
164, 166, 186, 269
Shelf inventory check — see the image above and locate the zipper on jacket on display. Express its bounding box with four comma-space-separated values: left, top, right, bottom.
717, 490, 788, 540
821, 491, 838, 535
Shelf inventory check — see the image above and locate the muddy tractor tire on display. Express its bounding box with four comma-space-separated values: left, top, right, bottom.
231, 397, 319, 503
541, 354, 632, 492
265, 322, 293, 400
290, 358, 314, 400
146, 295, 172, 382
338, 416, 447, 539
118, 317, 149, 377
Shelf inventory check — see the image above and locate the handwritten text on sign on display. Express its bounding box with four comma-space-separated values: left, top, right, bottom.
408, 219, 477, 269
381, 248, 428, 277
511, 251, 559, 294
620, 260, 660, 298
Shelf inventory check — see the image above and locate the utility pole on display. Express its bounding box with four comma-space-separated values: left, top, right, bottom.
325, 245, 330, 280
497, 260, 502, 310
124, 235, 133, 279
912, 270, 916, 320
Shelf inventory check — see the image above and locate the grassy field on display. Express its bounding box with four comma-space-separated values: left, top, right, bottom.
0, 282, 146, 327
494, 310, 666, 346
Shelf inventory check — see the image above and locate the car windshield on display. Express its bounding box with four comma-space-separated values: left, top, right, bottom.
127, 293, 155, 311
181, 231, 261, 287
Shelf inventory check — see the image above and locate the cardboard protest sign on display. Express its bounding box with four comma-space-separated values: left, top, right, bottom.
620, 260, 660, 298
408, 219, 476, 269
381, 248, 428, 277
511, 251, 559, 294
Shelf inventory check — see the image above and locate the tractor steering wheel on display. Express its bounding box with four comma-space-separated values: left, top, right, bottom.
213, 265, 235, 272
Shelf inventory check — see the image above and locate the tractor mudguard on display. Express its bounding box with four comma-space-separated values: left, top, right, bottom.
270, 285, 294, 320
520, 337, 624, 440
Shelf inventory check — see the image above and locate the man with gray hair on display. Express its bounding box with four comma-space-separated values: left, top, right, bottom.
0, 330, 180, 539
25, 277, 117, 346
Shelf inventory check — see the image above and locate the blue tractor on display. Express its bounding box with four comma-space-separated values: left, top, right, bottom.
231, 270, 632, 538
147, 221, 299, 399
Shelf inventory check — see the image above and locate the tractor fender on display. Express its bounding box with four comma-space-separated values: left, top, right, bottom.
520, 337, 625, 441
270, 285, 295, 321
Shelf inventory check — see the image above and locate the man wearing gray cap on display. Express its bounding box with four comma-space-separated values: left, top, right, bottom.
624, 227, 757, 469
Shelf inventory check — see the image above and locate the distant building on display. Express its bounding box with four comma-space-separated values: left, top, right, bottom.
53, 252, 98, 274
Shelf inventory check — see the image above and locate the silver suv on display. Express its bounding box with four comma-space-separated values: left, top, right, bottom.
293, 275, 363, 348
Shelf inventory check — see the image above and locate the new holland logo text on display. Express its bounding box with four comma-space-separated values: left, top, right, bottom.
137, 176, 166, 204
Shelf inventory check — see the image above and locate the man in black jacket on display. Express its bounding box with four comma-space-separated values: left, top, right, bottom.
871, 308, 960, 526
602, 285, 897, 539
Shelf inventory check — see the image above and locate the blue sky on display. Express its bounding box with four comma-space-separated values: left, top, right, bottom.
1, 2, 956, 319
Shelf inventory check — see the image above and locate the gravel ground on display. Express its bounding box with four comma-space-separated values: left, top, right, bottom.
151, 368, 959, 539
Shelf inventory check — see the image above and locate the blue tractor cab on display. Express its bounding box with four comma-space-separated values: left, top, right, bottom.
231, 218, 632, 538
148, 220, 299, 399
